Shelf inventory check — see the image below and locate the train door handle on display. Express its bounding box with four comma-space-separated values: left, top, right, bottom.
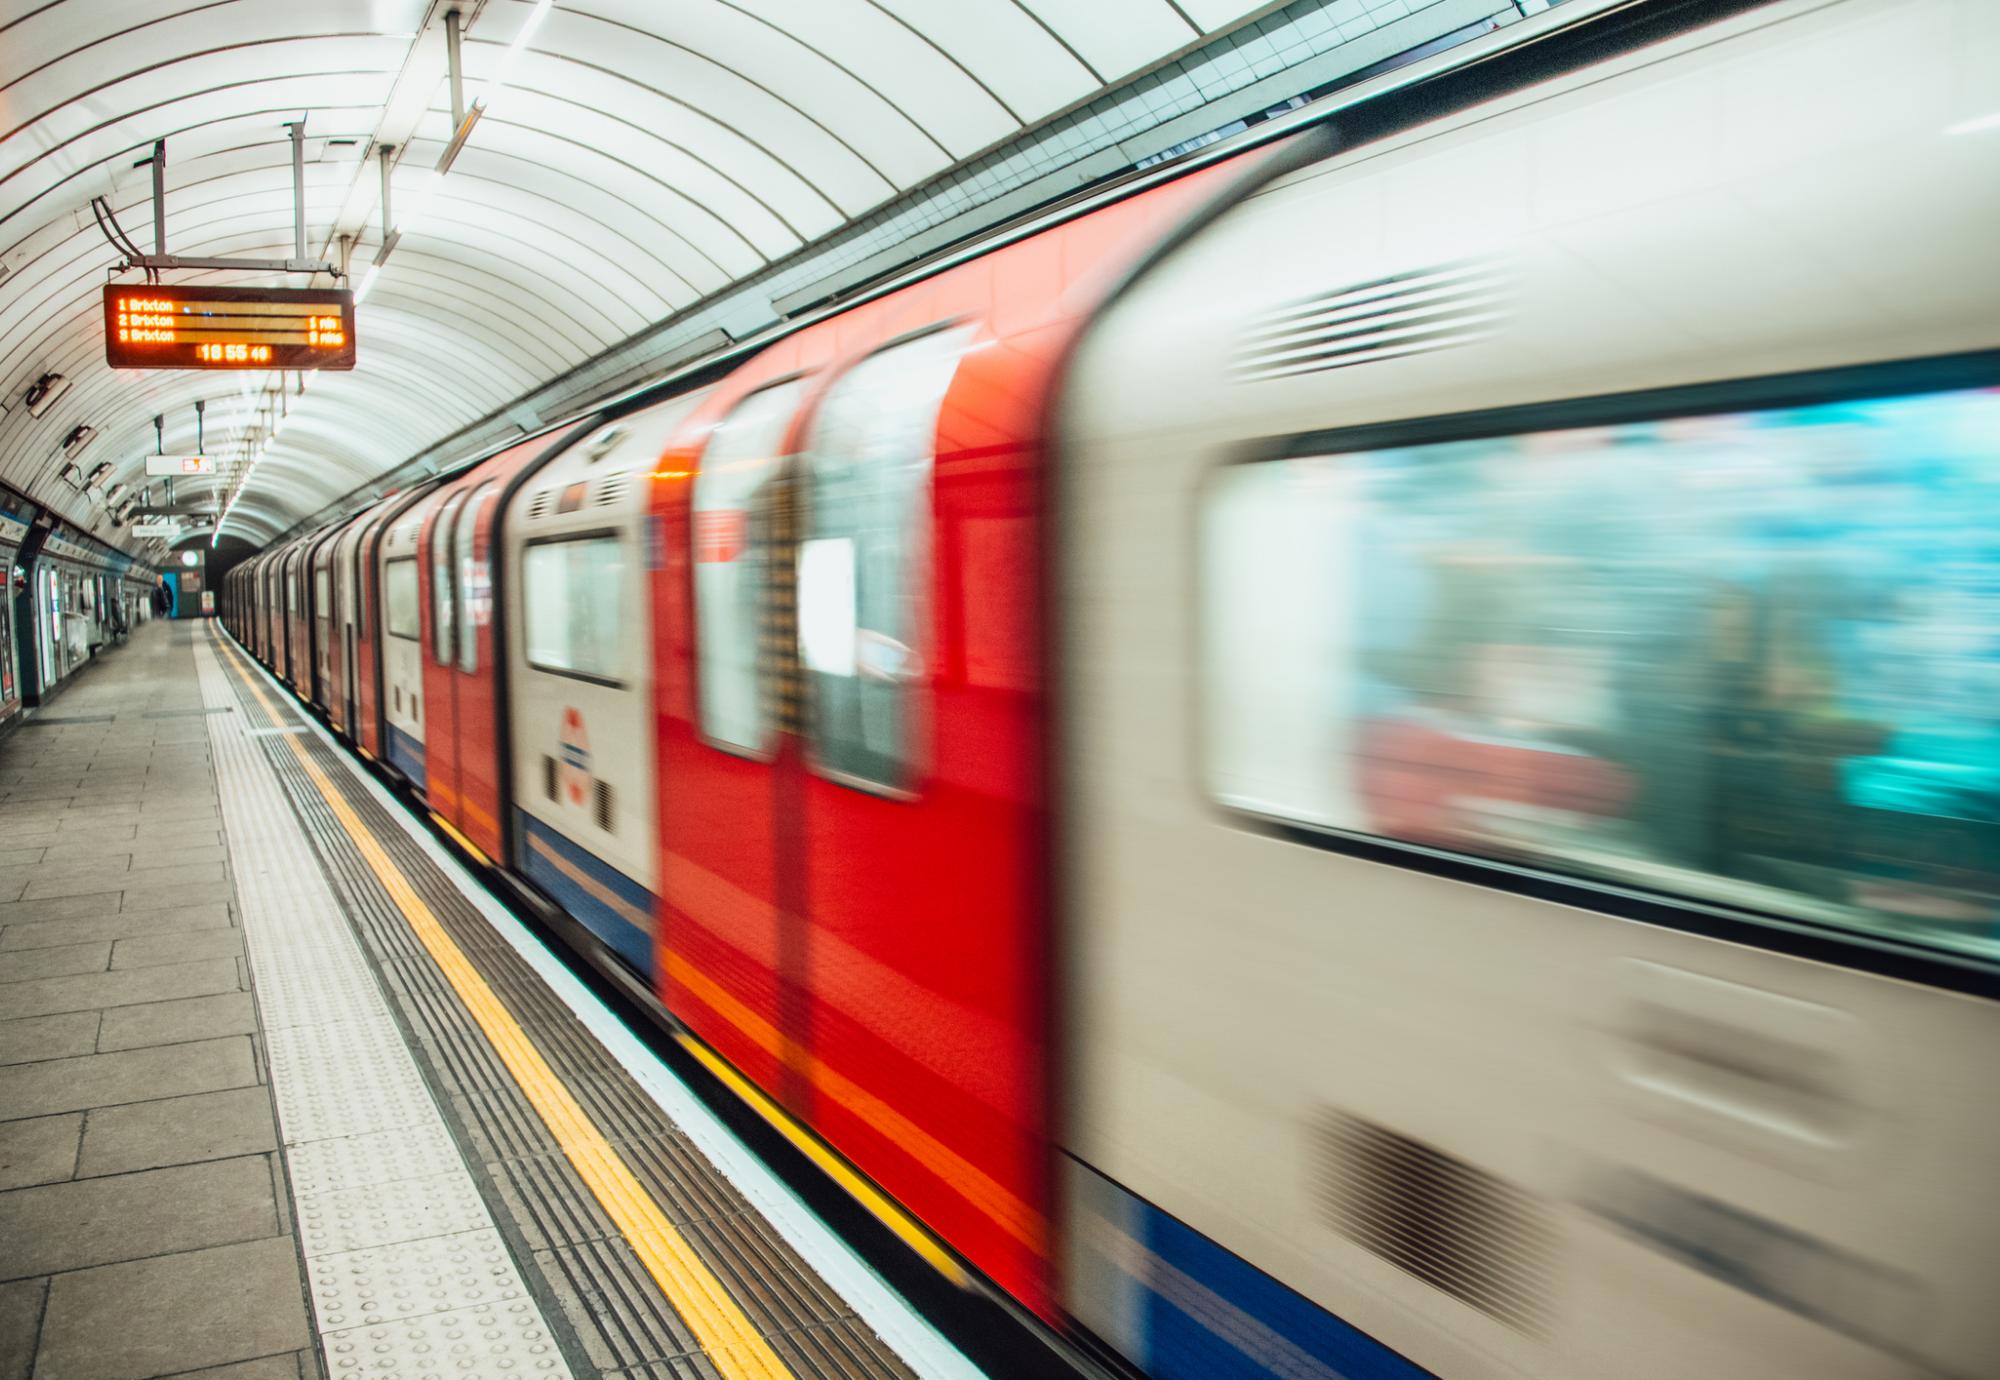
1607, 960, 1878, 1176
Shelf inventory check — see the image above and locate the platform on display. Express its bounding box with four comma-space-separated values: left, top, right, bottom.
0, 622, 981, 1380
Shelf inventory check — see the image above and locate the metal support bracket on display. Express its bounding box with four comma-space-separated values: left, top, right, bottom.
287, 118, 307, 261
151, 139, 167, 255
376, 145, 402, 265
102, 132, 341, 278
447, 9, 467, 129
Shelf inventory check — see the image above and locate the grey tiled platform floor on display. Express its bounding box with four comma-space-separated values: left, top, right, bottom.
0, 622, 316, 1380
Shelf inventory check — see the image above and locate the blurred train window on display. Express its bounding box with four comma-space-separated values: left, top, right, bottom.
385, 558, 419, 640
339, 545, 359, 632
800, 327, 970, 792
1205, 385, 2000, 962
523, 536, 624, 684
315, 567, 330, 618
693, 379, 805, 755
456, 485, 491, 673
431, 492, 468, 665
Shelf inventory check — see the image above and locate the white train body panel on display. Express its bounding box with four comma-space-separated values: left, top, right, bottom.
379, 504, 428, 771
503, 390, 711, 969
1057, 1, 2000, 1377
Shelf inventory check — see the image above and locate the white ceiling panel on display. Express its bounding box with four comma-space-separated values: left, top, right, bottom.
870, 0, 1099, 121
0, 0, 1297, 545
1018, 0, 1203, 83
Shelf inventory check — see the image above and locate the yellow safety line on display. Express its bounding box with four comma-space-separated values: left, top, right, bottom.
212, 633, 796, 1380
674, 1032, 974, 1287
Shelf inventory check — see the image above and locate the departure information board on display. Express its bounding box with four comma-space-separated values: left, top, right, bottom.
103, 285, 356, 371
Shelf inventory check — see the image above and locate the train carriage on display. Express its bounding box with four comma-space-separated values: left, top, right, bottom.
1054, 2, 2000, 1376
420, 424, 588, 862
218, 0, 2000, 1375
497, 408, 695, 961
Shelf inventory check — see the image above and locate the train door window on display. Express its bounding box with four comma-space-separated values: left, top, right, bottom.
456, 484, 492, 673
351, 536, 369, 639
522, 536, 624, 683
385, 558, 420, 640
431, 493, 468, 665
339, 544, 358, 629
799, 326, 971, 792
692, 378, 805, 754
315, 566, 331, 618
1201, 381, 2000, 963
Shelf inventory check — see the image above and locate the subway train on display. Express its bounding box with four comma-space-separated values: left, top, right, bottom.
225, 0, 2000, 1376
2, 488, 158, 728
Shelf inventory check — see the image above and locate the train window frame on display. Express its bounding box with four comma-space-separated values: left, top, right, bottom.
796, 321, 972, 800
520, 529, 628, 690
338, 534, 359, 633
354, 530, 370, 640
456, 483, 494, 675
1195, 350, 2000, 998
384, 556, 421, 641
690, 374, 810, 763
430, 491, 469, 667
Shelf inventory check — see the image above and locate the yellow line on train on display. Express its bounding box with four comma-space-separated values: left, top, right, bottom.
213, 632, 797, 1380
428, 810, 493, 868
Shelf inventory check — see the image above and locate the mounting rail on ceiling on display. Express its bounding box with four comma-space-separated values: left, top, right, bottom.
92, 123, 342, 279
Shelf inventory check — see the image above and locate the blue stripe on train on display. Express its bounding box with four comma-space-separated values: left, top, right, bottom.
1072, 1161, 1433, 1380
1143, 1201, 1433, 1380
386, 724, 425, 782
515, 809, 656, 976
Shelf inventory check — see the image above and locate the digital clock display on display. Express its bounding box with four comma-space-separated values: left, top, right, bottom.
103, 285, 357, 371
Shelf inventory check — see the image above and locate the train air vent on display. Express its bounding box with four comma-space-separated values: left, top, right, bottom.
591, 472, 631, 508
1312, 1108, 1553, 1335
526, 489, 552, 521
543, 755, 558, 802
1233, 258, 1510, 383
593, 779, 614, 833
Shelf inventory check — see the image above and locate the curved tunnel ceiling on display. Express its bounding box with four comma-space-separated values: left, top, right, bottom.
0, 0, 1288, 550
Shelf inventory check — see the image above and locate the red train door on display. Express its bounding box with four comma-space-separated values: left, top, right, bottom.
425, 430, 574, 861
448, 480, 507, 858
661, 376, 811, 1099
796, 320, 1058, 1315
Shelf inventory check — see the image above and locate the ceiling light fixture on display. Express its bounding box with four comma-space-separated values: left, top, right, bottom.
472, 0, 553, 119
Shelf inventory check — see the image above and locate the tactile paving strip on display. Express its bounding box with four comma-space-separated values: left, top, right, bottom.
320, 1300, 568, 1378
296, 1170, 497, 1256
309, 1227, 527, 1330
196, 637, 576, 1380
211, 632, 922, 1380
286, 1124, 465, 1198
